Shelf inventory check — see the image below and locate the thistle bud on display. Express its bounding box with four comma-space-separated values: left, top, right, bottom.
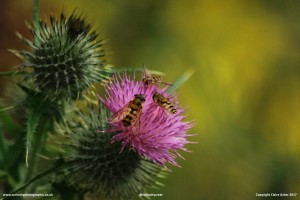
62, 105, 166, 200
12, 12, 111, 101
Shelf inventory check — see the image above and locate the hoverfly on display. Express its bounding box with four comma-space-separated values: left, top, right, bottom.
142, 70, 172, 87
108, 94, 145, 134
151, 91, 177, 116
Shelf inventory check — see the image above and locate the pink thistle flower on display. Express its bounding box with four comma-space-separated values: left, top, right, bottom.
99, 71, 194, 167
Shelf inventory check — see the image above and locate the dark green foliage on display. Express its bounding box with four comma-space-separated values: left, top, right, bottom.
1, 3, 170, 199
7, 10, 113, 173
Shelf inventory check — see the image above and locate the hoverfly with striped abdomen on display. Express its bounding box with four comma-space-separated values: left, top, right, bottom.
108, 94, 145, 134
150, 91, 177, 117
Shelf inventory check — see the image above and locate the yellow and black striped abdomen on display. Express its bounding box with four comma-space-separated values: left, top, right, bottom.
122, 95, 145, 127
153, 92, 177, 114
122, 106, 139, 127
162, 101, 177, 114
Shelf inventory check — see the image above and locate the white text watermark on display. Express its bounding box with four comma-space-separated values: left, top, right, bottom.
139, 193, 163, 197
256, 193, 297, 197
3, 193, 54, 198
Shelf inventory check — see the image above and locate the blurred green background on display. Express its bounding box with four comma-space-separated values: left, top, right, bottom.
1, 0, 300, 199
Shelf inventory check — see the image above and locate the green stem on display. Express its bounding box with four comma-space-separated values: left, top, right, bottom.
0, 71, 17, 76
32, 0, 40, 47
33, 0, 39, 32
4, 161, 75, 199
0, 107, 24, 171
0, 104, 23, 112
0, 127, 6, 160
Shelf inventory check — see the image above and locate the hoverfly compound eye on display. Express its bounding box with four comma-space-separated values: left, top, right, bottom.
152, 92, 158, 100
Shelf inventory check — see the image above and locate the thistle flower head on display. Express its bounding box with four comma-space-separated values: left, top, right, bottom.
99, 71, 194, 167
63, 105, 166, 199
11, 11, 111, 101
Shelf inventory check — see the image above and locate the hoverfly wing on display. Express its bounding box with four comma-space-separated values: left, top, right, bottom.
146, 101, 164, 122
163, 106, 174, 116
131, 116, 141, 135
108, 102, 131, 124
144, 67, 152, 77
158, 81, 173, 86
156, 103, 172, 119
147, 101, 158, 111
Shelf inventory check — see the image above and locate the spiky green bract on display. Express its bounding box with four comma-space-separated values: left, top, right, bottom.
12, 12, 111, 101
16, 84, 68, 167
63, 105, 167, 200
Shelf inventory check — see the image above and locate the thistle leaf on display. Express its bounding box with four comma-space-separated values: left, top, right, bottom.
0, 106, 20, 133
165, 69, 195, 94
0, 105, 23, 112
0, 70, 29, 77
25, 106, 41, 167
